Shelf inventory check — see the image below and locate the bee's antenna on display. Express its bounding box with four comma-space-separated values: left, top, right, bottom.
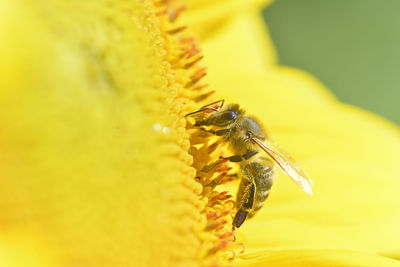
185, 108, 218, 117
200, 99, 225, 110
184, 107, 218, 117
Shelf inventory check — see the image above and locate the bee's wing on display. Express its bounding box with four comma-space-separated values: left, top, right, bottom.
251, 136, 313, 195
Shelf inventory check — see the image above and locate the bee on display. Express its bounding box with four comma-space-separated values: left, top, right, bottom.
186, 100, 313, 230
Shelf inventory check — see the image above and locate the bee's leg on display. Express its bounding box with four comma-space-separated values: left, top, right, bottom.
233, 182, 255, 230
243, 182, 256, 210
232, 209, 247, 230
221, 150, 258, 162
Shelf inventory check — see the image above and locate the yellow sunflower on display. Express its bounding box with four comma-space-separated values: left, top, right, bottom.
1, 0, 399, 267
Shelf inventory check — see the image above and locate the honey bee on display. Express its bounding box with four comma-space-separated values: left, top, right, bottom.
186, 100, 313, 229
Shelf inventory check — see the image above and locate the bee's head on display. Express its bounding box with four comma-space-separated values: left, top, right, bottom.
207, 104, 242, 127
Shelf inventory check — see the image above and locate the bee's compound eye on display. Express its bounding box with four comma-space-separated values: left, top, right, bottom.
221, 111, 237, 121
212, 111, 238, 126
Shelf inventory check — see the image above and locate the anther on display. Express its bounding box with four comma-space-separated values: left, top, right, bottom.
167, 25, 187, 35
178, 36, 195, 44
184, 56, 204, 69
226, 250, 236, 261
155, 9, 167, 16
216, 232, 234, 240
206, 240, 229, 256
193, 83, 209, 91
185, 72, 206, 87
206, 212, 219, 220
168, 6, 187, 22
193, 90, 214, 102
181, 44, 200, 59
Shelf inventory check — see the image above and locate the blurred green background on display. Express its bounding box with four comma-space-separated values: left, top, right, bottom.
263, 0, 400, 125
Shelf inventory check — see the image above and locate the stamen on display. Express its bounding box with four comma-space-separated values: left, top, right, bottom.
226, 250, 236, 261
168, 6, 187, 22
205, 173, 227, 188
184, 56, 204, 69
201, 160, 225, 173
157, 0, 241, 264
223, 200, 236, 210
178, 36, 195, 44
193, 83, 209, 91
193, 90, 215, 102
155, 9, 168, 16
209, 191, 229, 202
181, 44, 200, 59
185, 68, 207, 88
206, 212, 219, 220
204, 219, 227, 231
167, 25, 187, 35
232, 242, 246, 254
206, 240, 229, 257
216, 232, 234, 240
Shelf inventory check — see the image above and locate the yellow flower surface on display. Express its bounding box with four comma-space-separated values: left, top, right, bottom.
1, 0, 399, 267
192, 3, 400, 266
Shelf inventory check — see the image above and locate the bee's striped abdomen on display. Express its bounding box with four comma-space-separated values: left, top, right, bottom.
240, 158, 275, 217
252, 187, 271, 214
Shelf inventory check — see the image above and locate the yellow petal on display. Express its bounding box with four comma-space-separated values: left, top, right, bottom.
0, 230, 57, 267
211, 66, 400, 257
236, 249, 400, 267
201, 12, 278, 73
182, 0, 273, 37
201, 10, 400, 263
